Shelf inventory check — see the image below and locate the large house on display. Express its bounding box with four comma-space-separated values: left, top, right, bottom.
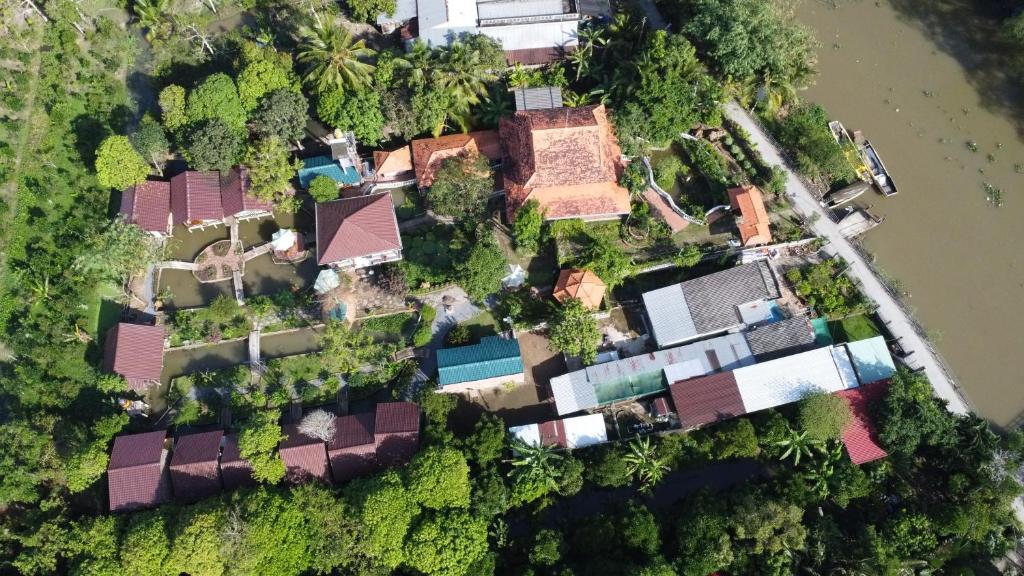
500, 104, 631, 222
411, 130, 502, 189
103, 322, 166, 393
315, 192, 403, 269
107, 430, 171, 513
728, 185, 772, 246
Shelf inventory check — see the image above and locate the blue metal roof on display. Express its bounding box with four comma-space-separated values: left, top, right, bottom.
437, 336, 523, 386
298, 156, 361, 188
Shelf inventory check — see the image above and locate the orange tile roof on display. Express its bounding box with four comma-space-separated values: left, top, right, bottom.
410, 131, 501, 188
728, 185, 772, 246
500, 105, 630, 221
373, 145, 414, 176
553, 269, 606, 309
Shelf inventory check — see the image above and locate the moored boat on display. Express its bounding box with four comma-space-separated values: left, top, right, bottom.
821, 181, 871, 208
860, 140, 898, 197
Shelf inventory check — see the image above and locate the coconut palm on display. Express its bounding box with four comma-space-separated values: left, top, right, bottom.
775, 429, 821, 466
133, 0, 171, 42
508, 438, 563, 492
297, 24, 377, 94
623, 436, 670, 493
400, 40, 434, 89
475, 85, 512, 127
434, 40, 497, 120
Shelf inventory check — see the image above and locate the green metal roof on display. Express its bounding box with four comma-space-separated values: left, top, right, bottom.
437, 336, 523, 386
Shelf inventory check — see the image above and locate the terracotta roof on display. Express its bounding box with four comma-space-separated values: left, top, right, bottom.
220, 167, 275, 216
328, 412, 378, 483
500, 104, 630, 220
836, 381, 890, 465
374, 402, 420, 467
505, 47, 563, 66
171, 171, 224, 225
107, 431, 170, 512
279, 424, 332, 484
553, 269, 606, 309
219, 433, 256, 490
315, 193, 402, 266
728, 185, 772, 246
169, 430, 223, 502
373, 146, 414, 176
411, 130, 501, 188
103, 323, 165, 392
121, 181, 172, 234
668, 371, 747, 428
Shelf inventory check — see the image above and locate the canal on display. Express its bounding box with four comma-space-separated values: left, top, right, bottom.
797, 0, 1024, 427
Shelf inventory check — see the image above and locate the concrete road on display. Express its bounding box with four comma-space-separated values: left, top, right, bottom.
723, 102, 969, 415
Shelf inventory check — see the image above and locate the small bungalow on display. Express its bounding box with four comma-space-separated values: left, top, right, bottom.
220, 167, 275, 222
169, 430, 224, 503
509, 413, 608, 450
727, 185, 773, 247
170, 170, 225, 229
327, 412, 378, 483
107, 430, 171, 513
411, 130, 502, 189
120, 180, 172, 237
315, 192, 403, 269
219, 433, 256, 490
103, 322, 166, 393
374, 402, 421, 466
279, 424, 332, 484
372, 145, 416, 186
553, 269, 606, 310
437, 335, 525, 393
501, 104, 631, 222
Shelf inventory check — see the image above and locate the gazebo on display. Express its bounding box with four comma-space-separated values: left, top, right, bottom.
553, 269, 606, 310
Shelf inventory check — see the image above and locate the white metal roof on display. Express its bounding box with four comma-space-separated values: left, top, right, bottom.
477, 0, 565, 19
562, 413, 607, 448
377, 0, 418, 24
642, 283, 697, 347
845, 336, 896, 384
831, 346, 860, 390
508, 423, 540, 446
476, 20, 578, 50
737, 299, 775, 326
733, 346, 858, 414
550, 369, 600, 414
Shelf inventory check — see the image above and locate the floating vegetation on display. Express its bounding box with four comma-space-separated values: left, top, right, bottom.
983, 182, 1003, 207
1014, 163, 1024, 174
967, 140, 978, 152
987, 153, 997, 163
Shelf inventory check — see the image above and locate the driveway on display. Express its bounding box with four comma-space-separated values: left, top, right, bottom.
415, 286, 481, 378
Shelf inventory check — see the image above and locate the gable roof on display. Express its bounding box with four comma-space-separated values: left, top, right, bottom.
108, 431, 170, 512
374, 402, 421, 435
120, 180, 171, 234
743, 316, 817, 361
169, 430, 223, 502
329, 412, 376, 451
411, 130, 502, 188
732, 345, 857, 414
219, 433, 256, 490
668, 371, 746, 428
315, 193, 402, 265
373, 146, 414, 175
103, 323, 166, 391
437, 336, 524, 386
220, 167, 274, 216
728, 185, 772, 246
298, 156, 361, 188
279, 424, 331, 484
836, 380, 889, 465
170, 171, 224, 225
553, 269, 606, 309
500, 104, 630, 220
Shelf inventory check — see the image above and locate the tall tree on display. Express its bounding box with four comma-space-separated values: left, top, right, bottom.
250, 89, 309, 143
158, 84, 187, 133
548, 297, 601, 364
130, 115, 170, 176
186, 73, 248, 133
297, 24, 376, 94
244, 137, 300, 204
95, 135, 150, 190
184, 118, 244, 172
237, 409, 286, 484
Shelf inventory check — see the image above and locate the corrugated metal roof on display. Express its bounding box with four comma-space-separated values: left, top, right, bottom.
680, 260, 780, 336
831, 346, 860, 390
744, 316, 816, 360
509, 423, 541, 447
733, 346, 856, 414
477, 0, 566, 19
844, 336, 896, 385
561, 413, 606, 448
668, 371, 746, 428
642, 283, 697, 347
169, 430, 223, 502
437, 336, 523, 386
512, 86, 564, 111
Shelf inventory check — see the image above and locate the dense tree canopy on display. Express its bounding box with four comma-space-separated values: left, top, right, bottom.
95, 135, 150, 190
548, 298, 601, 363
426, 153, 494, 221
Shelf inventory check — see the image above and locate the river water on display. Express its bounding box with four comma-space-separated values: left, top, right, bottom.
796, 0, 1024, 427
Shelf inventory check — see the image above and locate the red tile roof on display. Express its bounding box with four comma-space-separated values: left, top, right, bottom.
505, 47, 562, 66
668, 371, 747, 428
500, 104, 630, 221
315, 193, 402, 265
171, 171, 224, 225
103, 323, 166, 392
121, 180, 172, 234
108, 431, 170, 512
374, 402, 420, 434
728, 185, 772, 246
373, 146, 414, 178
330, 412, 376, 450
219, 433, 256, 490
328, 412, 378, 483
220, 167, 275, 216
279, 424, 331, 484
411, 130, 502, 188
836, 381, 890, 465
169, 430, 223, 502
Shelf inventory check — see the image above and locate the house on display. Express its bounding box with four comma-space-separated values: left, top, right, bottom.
327, 412, 378, 483
742, 315, 817, 361
553, 269, 606, 309
169, 430, 223, 503
379, 0, 589, 65
107, 430, 171, 512
373, 145, 416, 186
549, 332, 755, 416
103, 322, 166, 393
219, 433, 256, 490
120, 180, 172, 237
836, 380, 889, 465
642, 260, 782, 348
170, 170, 225, 228
315, 192, 403, 269
728, 185, 772, 246
411, 130, 502, 189
220, 167, 275, 222
279, 424, 332, 484
509, 413, 608, 450
437, 335, 524, 393
500, 104, 631, 222
374, 401, 421, 466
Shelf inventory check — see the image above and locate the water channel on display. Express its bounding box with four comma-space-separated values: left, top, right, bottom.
797, 0, 1024, 427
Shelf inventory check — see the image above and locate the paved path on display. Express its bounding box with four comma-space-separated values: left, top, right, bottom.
415, 286, 481, 379
156, 260, 198, 271
723, 102, 969, 415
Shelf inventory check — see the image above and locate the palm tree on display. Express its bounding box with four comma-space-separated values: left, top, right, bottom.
508, 438, 563, 492
401, 40, 433, 89
297, 24, 377, 95
434, 40, 497, 127
623, 436, 670, 493
775, 429, 821, 466
133, 0, 170, 42
570, 26, 606, 81
475, 85, 512, 128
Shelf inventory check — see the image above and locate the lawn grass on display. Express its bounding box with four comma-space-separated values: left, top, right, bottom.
86, 281, 123, 337
829, 313, 881, 343
461, 310, 500, 341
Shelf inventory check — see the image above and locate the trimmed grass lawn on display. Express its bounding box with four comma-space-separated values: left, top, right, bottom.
461, 310, 500, 341
829, 313, 882, 343
87, 281, 123, 338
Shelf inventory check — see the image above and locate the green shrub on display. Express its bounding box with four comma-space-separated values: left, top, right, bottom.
445, 324, 472, 347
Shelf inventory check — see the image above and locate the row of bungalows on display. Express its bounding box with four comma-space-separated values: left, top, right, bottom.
106, 402, 421, 513
120, 167, 275, 237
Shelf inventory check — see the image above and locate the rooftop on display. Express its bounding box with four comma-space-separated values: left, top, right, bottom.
170, 170, 224, 225
108, 431, 170, 512
373, 145, 414, 176
732, 345, 859, 414
120, 180, 171, 234
668, 371, 746, 428
836, 380, 890, 465
411, 130, 502, 188
315, 193, 402, 266
844, 336, 897, 385
221, 166, 275, 215
329, 412, 377, 451
374, 402, 421, 435
553, 269, 606, 309
728, 185, 772, 246
169, 430, 224, 502
103, 323, 166, 392
509, 413, 608, 449
437, 335, 524, 386
743, 316, 817, 361
279, 424, 332, 484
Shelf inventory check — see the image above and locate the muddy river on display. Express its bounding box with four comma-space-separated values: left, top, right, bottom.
797, 0, 1024, 427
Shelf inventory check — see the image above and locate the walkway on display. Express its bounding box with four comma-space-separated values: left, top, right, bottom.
156, 260, 198, 271
248, 329, 261, 364
723, 102, 969, 415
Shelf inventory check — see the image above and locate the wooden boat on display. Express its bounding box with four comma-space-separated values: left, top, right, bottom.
859, 140, 898, 197
821, 181, 871, 208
